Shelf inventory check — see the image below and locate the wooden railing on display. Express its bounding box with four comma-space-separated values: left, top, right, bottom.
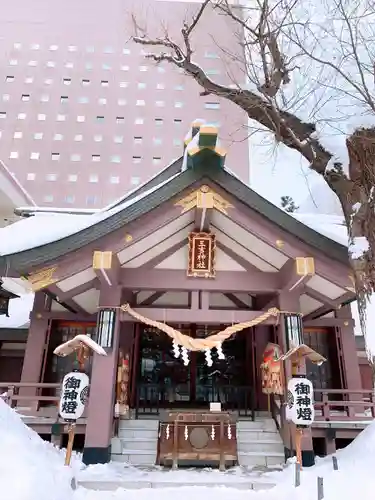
314, 389, 375, 421
0, 382, 60, 415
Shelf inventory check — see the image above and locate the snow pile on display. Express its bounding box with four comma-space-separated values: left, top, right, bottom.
0, 399, 78, 500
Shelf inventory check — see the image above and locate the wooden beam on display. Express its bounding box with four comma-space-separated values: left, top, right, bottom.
224, 293, 250, 309
120, 268, 279, 293
304, 286, 339, 309
303, 292, 355, 321
194, 207, 212, 232
92, 251, 121, 286
138, 291, 166, 306
304, 318, 355, 328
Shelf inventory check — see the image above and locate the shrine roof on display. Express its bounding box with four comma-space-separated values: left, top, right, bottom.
0, 123, 349, 274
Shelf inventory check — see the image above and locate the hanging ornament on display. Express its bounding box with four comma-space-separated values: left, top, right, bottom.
227, 424, 232, 440
216, 343, 225, 360
172, 340, 181, 358
181, 346, 190, 365
205, 348, 213, 366
166, 424, 170, 440
184, 425, 188, 440
211, 424, 215, 440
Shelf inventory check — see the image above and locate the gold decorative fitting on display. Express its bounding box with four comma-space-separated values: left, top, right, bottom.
27, 266, 57, 291
276, 240, 284, 248
344, 320, 349, 326
93, 250, 114, 270
175, 186, 233, 215
125, 234, 133, 243
296, 257, 315, 276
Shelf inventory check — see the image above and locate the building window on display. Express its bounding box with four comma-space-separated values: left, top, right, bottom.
139, 66, 148, 72
156, 83, 165, 90
155, 101, 165, 107
174, 85, 184, 91
54, 133, 63, 140
123, 48, 131, 54
57, 114, 66, 121
157, 66, 165, 73
114, 136, 123, 143
68, 174, 77, 182
118, 99, 126, 106
68, 45, 77, 52
98, 98, 107, 105
82, 79, 90, 86
6, 76, 14, 82
63, 78, 71, 85
94, 135, 102, 142
134, 137, 142, 144
116, 116, 125, 124
205, 102, 220, 110
175, 101, 183, 108
86, 195, 98, 205
71, 154, 81, 161
41, 95, 50, 102
0, 112, 6, 119
45, 78, 53, 85
65, 62, 74, 69
136, 100, 145, 106
34, 132, 44, 140
10, 152, 19, 159
92, 154, 101, 162
18, 113, 26, 120
74, 134, 83, 142
78, 97, 89, 104
2, 94, 10, 101
104, 46, 113, 53
97, 116, 105, 122
14, 131, 22, 139
89, 174, 99, 183
52, 153, 60, 161
28, 61, 37, 67
153, 157, 162, 165
44, 195, 54, 202
9, 60, 18, 66
65, 195, 75, 204
46, 61, 56, 68
110, 155, 121, 163
25, 77, 34, 84
173, 138, 182, 146
135, 117, 144, 125
14, 43, 21, 49
31, 44, 40, 50
119, 81, 128, 88
27, 173, 36, 181
86, 46, 95, 53
121, 65, 129, 71
38, 114, 46, 121
30, 152, 40, 160
155, 118, 163, 126
204, 51, 219, 59
49, 45, 58, 51
138, 82, 146, 89
77, 115, 85, 122
110, 176, 120, 184
46, 173, 57, 181
101, 80, 109, 87
133, 156, 141, 164
174, 119, 182, 125
102, 63, 111, 70
131, 176, 140, 185
153, 138, 162, 145
85, 63, 93, 70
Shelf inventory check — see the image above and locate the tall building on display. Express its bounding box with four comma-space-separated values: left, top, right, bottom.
0, 0, 249, 208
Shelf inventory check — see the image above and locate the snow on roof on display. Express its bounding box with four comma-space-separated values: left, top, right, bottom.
0, 173, 180, 256
0, 278, 34, 329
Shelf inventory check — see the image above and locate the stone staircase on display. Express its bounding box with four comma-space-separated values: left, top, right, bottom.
236, 417, 285, 468
111, 418, 159, 465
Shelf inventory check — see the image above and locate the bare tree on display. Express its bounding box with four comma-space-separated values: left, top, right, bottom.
132, 0, 375, 332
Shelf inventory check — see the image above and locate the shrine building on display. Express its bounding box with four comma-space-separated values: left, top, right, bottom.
0, 122, 373, 469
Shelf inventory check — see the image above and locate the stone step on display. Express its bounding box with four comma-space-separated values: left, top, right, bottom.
237, 420, 276, 431
78, 479, 276, 491
237, 440, 284, 454
111, 451, 157, 466
120, 437, 158, 451
237, 451, 285, 468
237, 430, 280, 441
118, 419, 159, 430
118, 429, 159, 440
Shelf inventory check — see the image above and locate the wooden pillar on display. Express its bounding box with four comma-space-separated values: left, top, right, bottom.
277, 291, 315, 467
82, 285, 121, 465
19, 292, 50, 406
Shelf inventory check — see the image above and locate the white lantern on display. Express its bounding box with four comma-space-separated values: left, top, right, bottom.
59, 371, 90, 421
286, 377, 314, 426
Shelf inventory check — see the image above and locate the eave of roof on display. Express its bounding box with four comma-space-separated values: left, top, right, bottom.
0, 161, 349, 274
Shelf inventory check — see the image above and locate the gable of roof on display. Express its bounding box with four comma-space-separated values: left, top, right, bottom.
0, 123, 349, 274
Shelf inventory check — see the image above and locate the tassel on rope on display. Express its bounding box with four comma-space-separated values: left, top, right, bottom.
216, 343, 225, 359
205, 348, 213, 366
181, 346, 189, 365
172, 340, 181, 358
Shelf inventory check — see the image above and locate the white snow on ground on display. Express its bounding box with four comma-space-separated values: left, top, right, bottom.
1, 395, 375, 500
